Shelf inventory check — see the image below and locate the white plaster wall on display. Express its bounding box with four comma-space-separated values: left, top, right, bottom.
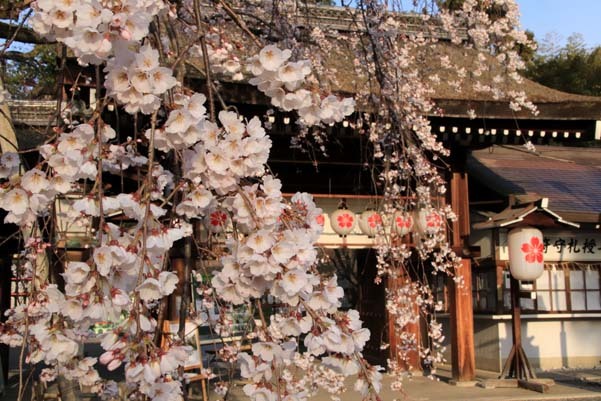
473, 318, 502, 371
498, 317, 601, 369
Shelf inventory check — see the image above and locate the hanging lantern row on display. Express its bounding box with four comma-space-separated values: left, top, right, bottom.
203, 206, 448, 239
327, 208, 446, 237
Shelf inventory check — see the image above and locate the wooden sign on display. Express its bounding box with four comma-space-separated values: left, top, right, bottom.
499, 230, 601, 262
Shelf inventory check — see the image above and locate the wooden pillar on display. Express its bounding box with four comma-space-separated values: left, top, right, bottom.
448, 162, 476, 381
449, 259, 476, 381
387, 273, 421, 371
0, 255, 11, 384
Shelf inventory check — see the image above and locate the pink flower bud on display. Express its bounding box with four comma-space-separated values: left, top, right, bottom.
120, 29, 132, 41
99, 351, 114, 365
107, 358, 123, 371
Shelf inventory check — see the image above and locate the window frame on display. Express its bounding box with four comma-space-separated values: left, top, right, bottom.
502, 263, 601, 313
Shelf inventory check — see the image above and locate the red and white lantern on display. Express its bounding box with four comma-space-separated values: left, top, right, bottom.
205, 209, 229, 233
392, 211, 414, 236
316, 214, 325, 227
416, 208, 444, 236
508, 226, 545, 281
330, 208, 357, 237
358, 210, 382, 237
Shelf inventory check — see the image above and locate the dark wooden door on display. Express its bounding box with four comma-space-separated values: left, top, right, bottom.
357, 249, 389, 366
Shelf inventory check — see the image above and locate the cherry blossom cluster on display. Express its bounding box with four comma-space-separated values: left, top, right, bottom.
0, 81, 378, 401
247, 45, 355, 126
0, 123, 108, 226
30, 0, 166, 64
105, 44, 177, 114
384, 280, 446, 387
190, 186, 378, 399
438, 0, 539, 114
181, 111, 271, 195
192, 28, 244, 82
0, 166, 191, 399
0, 0, 541, 399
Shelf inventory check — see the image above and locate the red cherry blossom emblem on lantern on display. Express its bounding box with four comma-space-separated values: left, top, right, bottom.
337, 213, 354, 228
395, 215, 412, 228
210, 211, 227, 227
426, 212, 442, 228
367, 213, 382, 228
521, 236, 544, 263
316, 214, 325, 226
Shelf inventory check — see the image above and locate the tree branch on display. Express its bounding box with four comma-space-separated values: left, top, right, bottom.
0, 20, 53, 45
0, 50, 40, 63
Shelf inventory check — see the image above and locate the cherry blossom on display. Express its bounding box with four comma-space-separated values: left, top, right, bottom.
0, 0, 538, 399
521, 236, 545, 263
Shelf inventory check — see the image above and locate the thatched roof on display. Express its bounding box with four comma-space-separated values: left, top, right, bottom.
186, 4, 601, 121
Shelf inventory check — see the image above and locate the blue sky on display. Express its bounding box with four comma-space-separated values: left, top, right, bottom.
518, 0, 601, 48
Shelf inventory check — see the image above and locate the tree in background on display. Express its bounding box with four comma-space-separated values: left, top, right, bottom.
526, 33, 601, 96
1, 44, 57, 99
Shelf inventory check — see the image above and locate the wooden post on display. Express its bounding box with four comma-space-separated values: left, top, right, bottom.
499, 276, 538, 382
510, 276, 522, 377
448, 164, 476, 381
0, 256, 11, 385
449, 259, 476, 381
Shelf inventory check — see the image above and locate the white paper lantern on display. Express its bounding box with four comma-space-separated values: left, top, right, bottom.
205, 209, 229, 233
330, 208, 357, 237
392, 211, 414, 236
508, 226, 545, 281
415, 208, 444, 235
358, 210, 382, 237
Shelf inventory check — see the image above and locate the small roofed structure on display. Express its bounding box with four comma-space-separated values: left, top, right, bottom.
464, 145, 601, 372
473, 198, 579, 230
468, 145, 601, 225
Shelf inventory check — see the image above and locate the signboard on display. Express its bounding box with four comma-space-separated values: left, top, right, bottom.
499, 229, 601, 262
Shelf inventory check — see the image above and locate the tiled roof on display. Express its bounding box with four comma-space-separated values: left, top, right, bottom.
468, 145, 601, 215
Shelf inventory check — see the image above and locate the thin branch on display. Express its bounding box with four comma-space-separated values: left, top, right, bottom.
215, 0, 262, 48
199, 35, 216, 122
185, 61, 228, 111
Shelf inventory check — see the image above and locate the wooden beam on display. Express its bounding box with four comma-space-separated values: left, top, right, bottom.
0, 20, 52, 45
517, 379, 550, 393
